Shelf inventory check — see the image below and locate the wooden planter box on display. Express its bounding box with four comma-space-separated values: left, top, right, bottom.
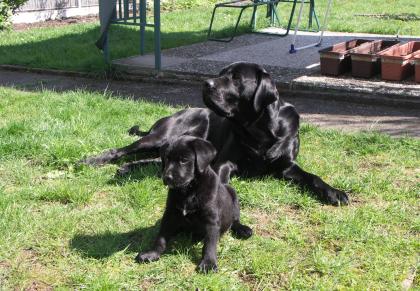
415, 55, 420, 83
350, 40, 400, 78
319, 39, 373, 76
378, 41, 420, 81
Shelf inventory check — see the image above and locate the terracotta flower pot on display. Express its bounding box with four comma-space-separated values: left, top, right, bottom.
350, 40, 400, 78
319, 39, 373, 76
415, 55, 420, 83
378, 41, 420, 81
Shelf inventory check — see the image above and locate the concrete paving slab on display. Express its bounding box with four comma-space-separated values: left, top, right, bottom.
206, 29, 418, 69
115, 30, 415, 73
111, 31, 420, 108
113, 55, 189, 69
291, 75, 420, 107
294, 75, 420, 97
199, 34, 331, 68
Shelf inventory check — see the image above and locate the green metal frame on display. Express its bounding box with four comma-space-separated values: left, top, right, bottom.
207, 0, 319, 42
103, 0, 161, 70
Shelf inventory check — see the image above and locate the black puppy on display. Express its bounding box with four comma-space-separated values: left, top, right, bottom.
80, 62, 349, 206
135, 136, 252, 273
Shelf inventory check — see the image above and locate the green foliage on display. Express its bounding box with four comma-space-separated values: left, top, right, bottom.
0, 2, 12, 30
0, 0, 27, 30
4, 0, 26, 12
160, 0, 218, 11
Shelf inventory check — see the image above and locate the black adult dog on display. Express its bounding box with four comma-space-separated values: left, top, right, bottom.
136, 136, 252, 272
80, 62, 348, 205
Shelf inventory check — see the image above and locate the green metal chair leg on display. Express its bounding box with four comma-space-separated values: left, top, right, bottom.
140, 0, 146, 55
154, 0, 161, 70
250, 6, 257, 29
208, 5, 251, 42
270, 3, 274, 26
207, 5, 219, 39
308, 0, 313, 28
312, 2, 320, 29
308, 0, 319, 30
277, 0, 298, 36
255, 0, 298, 37
207, 0, 300, 42
123, 0, 129, 21
250, 3, 280, 31
272, 4, 281, 26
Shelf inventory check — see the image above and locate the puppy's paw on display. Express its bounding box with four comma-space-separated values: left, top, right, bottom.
197, 259, 218, 273
128, 125, 141, 136
79, 149, 117, 166
224, 161, 238, 173
135, 251, 160, 263
325, 188, 349, 206
115, 164, 131, 177
231, 223, 253, 239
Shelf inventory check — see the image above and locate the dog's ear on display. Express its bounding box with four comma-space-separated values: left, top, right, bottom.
253, 71, 278, 113
159, 143, 169, 158
190, 138, 217, 174
159, 143, 169, 170
218, 64, 231, 76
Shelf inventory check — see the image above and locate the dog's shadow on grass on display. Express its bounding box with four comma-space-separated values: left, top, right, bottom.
69, 221, 202, 262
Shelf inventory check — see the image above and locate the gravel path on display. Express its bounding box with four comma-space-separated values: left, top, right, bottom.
1, 69, 419, 138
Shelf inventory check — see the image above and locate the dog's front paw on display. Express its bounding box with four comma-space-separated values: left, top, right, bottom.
128, 125, 141, 136
231, 223, 253, 239
135, 251, 160, 263
198, 258, 218, 273
325, 188, 349, 206
116, 163, 132, 177
79, 149, 118, 166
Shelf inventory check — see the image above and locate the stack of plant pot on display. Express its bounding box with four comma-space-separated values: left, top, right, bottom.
319, 39, 420, 83
319, 39, 372, 76
415, 55, 420, 83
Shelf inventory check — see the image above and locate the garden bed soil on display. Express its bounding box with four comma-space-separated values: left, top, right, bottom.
12, 15, 98, 31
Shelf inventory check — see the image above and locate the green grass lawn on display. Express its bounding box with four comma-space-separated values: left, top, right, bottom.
0, 87, 419, 289
0, 6, 248, 72
0, 0, 419, 72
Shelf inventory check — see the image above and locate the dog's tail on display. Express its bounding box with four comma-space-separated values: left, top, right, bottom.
127, 125, 150, 137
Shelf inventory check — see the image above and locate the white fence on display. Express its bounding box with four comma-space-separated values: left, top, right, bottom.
20, 0, 99, 11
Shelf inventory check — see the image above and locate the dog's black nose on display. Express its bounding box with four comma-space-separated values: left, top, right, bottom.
204, 79, 215, 90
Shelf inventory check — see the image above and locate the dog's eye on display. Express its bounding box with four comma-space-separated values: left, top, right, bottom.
180, 158, 188, 164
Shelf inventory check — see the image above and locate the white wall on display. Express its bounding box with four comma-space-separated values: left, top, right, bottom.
12, 5, 98, 23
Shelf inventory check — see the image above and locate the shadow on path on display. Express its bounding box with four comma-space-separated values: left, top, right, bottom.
0, 69, 419, 137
